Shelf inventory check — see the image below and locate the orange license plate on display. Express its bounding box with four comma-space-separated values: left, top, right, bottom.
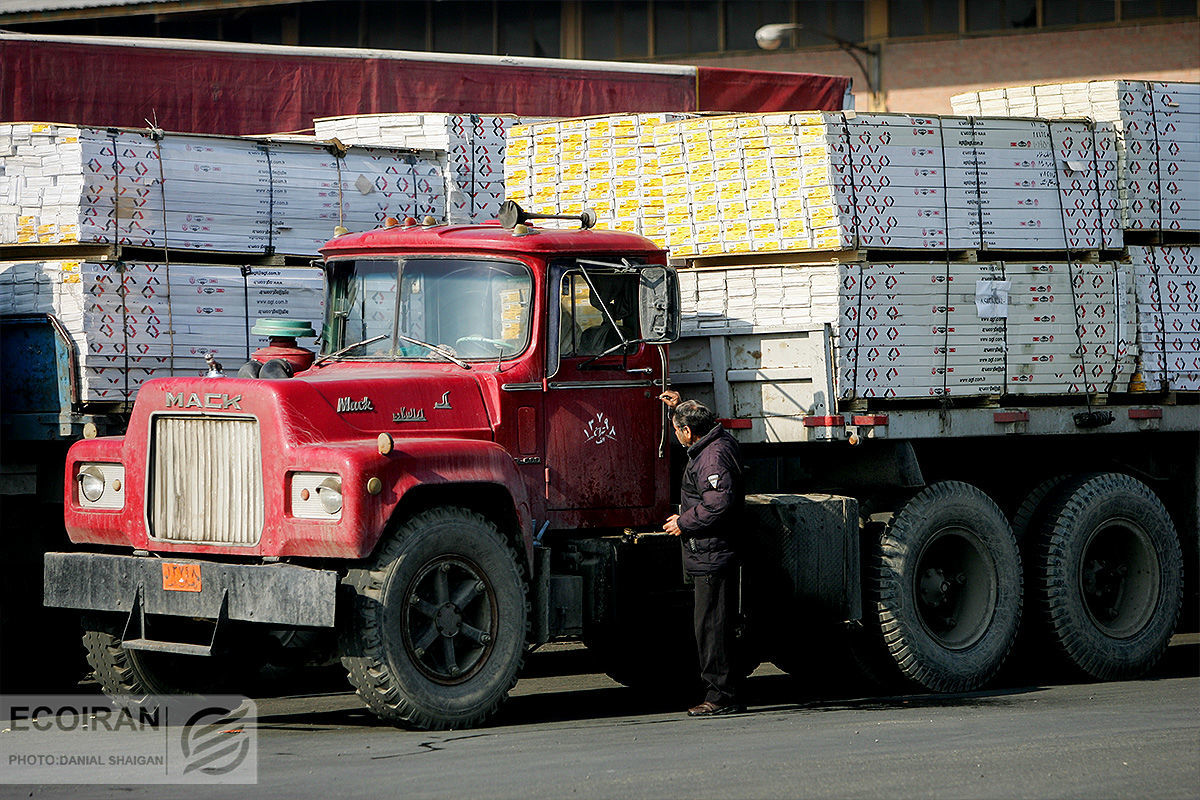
162, 562, 202, 593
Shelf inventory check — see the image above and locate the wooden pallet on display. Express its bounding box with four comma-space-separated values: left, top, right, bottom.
839, 391, 1136, 414
673, 246, 1127, 270
0, 243, 318, 267
1122, 230, 1200, 247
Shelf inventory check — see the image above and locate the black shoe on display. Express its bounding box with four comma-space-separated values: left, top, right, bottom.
687, 701, 746, 717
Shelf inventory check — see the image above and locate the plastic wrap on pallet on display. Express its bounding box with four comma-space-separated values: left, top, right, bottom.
1128, 244, 1200, 391
0, 123, 444, 255
836, 258, 1136, 398
951, 80, 1200, 233
505, 110, 1126, 257
0, 259, 325, 402
313, 113, 548, 224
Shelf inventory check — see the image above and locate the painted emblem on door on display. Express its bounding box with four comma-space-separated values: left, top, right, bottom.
584, 413, 617, 445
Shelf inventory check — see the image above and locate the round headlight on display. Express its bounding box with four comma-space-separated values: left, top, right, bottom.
79, 467, 106, 503
316, 477, 343, 515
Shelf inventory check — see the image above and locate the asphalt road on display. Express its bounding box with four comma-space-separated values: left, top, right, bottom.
6, 640, 1198, 800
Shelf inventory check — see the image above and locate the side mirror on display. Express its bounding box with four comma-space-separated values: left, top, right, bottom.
638, 266, 680, 345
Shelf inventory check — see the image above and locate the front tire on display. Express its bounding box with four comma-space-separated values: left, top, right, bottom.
340, 507, 529, 730
869, 481, 1022, 693
82, 614, 241, 706
1034, 473, 1183, 680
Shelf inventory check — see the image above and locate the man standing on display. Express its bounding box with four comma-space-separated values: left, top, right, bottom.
660, 390, 746, 716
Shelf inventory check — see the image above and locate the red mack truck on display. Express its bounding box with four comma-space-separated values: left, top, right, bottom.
44, 208, 1196, 730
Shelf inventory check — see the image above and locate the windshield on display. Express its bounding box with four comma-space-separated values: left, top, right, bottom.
323, 257, 534, 360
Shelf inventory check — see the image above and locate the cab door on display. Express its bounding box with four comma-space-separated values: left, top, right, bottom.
543, 265, 668, 521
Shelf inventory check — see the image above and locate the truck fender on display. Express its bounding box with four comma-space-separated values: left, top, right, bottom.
365, 438, 533, 564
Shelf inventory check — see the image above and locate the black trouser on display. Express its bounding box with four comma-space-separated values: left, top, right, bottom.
693, 566, 739, 706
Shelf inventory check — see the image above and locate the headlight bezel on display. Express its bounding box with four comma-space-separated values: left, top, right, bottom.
75, 463, 125, 510
290, 472, 344, 520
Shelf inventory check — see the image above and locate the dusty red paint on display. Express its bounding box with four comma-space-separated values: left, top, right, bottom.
65, 222, 673, 563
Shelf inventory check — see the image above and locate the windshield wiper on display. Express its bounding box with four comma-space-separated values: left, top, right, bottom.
397, 335, 472, 370
313, 333, 389, 367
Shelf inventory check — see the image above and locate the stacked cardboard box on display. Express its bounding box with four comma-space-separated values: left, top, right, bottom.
677, 265, 840, 333
0, 259, 324, 401
835, 259, 1135, 398
0, 123, 444, 254
789, 113, 1121, 252
1003, 261, 1136, 395
314, 113, 535, 224
951, 81, 1200, 232
653, 114, 813, 257
504, 114, 690, 237
1129, 245, 1200, 391
509, 111, 1122, 258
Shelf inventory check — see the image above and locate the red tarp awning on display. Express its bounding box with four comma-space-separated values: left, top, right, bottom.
1, 35, 850, 135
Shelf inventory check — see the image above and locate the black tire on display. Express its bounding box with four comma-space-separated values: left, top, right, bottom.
82, 614, 241, 706
871, 481, 1023, 693
1034, 473, 1183, 680
998, 474, 1082, 683
1011, 475, 1074, 543
340, 507, 529, 730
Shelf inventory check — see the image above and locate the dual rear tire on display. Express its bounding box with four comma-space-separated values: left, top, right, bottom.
856, 474, 1183, 693
1031, 473, 1183, 680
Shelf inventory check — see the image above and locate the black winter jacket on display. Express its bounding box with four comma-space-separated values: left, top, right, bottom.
677, 424, 743, 575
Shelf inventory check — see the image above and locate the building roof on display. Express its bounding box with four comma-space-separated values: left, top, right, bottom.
0, 0, 304, 19
1, 0, 178, 11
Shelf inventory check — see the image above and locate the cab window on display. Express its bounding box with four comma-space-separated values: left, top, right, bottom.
558, 271, 640, 357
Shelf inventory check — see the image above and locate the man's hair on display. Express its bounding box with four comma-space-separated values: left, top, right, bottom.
673, 400, 717, 438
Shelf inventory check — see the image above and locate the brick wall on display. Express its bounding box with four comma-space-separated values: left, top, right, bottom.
671, 19, 1199, 113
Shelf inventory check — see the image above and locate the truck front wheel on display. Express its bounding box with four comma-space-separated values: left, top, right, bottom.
869, 481, 1022, 693
1033, 473, 1183, 680
81, 615, 240, 703
340, 507, 529, 730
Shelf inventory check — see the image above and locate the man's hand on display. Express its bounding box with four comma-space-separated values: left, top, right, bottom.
659, 390, 681, 409
664, 514, 682, 536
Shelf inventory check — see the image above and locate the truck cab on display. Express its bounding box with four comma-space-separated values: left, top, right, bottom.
45, 212, 684, 730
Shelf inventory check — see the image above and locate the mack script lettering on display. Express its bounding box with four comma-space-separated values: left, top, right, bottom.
336, 397, 374, 413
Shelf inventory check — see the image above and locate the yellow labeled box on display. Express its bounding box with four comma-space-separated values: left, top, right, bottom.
747, 197, 777, 219
777, 197, 808, 218
693, 203, 721, 224
779, 217, 809, 238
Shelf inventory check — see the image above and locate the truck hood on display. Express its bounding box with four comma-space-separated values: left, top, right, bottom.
133, 365, 492, 443
297, 365, 492, 438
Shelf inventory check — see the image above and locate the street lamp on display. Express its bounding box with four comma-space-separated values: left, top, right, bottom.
754, 23, 882, 110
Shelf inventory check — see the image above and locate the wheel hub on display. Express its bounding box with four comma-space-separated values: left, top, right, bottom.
402, 557, 497, 685
1080, 521, 1159, 638
914, 528, 996, 650
435, 604, 463, 636
920, 567, 954, 608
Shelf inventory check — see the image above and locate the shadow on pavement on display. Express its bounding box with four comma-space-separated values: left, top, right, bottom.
247, 639, 1200, 732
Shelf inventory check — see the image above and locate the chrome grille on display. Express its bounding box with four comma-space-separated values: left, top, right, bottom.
149, 415, 264, 545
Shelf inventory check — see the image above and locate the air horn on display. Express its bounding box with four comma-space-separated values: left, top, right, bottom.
498, 201, 598, 231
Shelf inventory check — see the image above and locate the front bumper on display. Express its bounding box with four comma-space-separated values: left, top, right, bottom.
44, 552, 338, 628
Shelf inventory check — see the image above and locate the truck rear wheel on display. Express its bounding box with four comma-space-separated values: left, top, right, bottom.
1033, 473, 1183, 680
870, 481, 1022, 693
340, 507, 529, 730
